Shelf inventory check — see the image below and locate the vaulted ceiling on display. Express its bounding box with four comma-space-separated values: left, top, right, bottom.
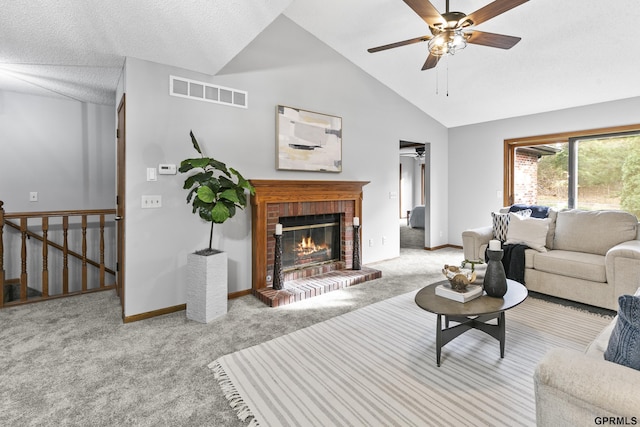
1, 0, 638, 127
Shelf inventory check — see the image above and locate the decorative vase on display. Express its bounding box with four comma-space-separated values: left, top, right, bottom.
353, 224, 361, 270
186, 250, 228, 323
273, 233, 284, 290
483, 249, 507, 298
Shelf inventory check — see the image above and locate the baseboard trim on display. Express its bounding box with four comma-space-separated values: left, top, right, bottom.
229, 289, 252, 299
122, 290, 250, 323
124, 304, 186, 323
424, 244, 462, 251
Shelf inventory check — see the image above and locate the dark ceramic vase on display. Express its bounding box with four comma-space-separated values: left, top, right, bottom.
483, 249, 507, 298
273, 234, 284, 290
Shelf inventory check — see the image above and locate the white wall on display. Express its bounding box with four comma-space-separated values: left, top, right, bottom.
399, 156, 414, 217
121, 16, 448, 316
448, 96, 640, 246
0, 90, 115, 212
400, 156, 425, 214
0, 90, 116, 296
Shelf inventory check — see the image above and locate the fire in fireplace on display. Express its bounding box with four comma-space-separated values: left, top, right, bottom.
280, 214, 341, 270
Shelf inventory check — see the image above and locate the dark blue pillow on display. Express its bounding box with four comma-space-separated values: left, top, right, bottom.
604, 295, 640, 370
509, 204, 550, 219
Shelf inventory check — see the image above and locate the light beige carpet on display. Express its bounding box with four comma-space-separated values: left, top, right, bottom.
211, 291, 611, 427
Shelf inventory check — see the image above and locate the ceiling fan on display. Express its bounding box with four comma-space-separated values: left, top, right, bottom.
368, 0, 528, 70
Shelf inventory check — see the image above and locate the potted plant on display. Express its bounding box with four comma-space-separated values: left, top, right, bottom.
179, 130, 255, 323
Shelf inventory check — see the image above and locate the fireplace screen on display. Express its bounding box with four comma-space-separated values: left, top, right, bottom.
281, 214, 341, 270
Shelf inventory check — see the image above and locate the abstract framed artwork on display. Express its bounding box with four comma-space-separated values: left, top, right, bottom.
276, 105, 342, 172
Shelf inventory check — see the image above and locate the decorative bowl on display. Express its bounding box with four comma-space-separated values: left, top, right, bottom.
442, 264, 477, 292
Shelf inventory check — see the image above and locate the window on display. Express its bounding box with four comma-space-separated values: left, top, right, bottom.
505, 125, 640, 217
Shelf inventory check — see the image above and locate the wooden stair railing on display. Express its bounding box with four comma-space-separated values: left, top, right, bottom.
0, 201, 117, 308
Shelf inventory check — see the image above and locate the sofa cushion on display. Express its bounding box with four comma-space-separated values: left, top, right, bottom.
505, 213, 551, 252
533, 250, 606, 283
585, 320, 617, 359
554, 210, 638, 256
605, 294, 640, 370
545, 209, 558, 250
524, 248, 536, 269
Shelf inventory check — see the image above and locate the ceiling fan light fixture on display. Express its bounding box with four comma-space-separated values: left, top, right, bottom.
428, 29, 467, 56
428, 33, 448, 56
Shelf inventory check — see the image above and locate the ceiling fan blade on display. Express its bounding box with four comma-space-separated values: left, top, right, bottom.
403, 0, 446, 27
368, 35, 432, 53
467, 31, 522, 49
422, 54, 440, 70
464, 0, 528, 27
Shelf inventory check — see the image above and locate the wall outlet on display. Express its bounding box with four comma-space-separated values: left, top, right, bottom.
382, 236, 387, 245
141, 195, 162, 208
368, 239, 374, 247
29, 192, 38, 202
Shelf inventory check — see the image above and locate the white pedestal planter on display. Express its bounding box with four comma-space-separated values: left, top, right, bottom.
186, 250, 228, 323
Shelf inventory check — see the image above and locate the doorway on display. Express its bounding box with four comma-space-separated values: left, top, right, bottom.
399, 140, 428, 249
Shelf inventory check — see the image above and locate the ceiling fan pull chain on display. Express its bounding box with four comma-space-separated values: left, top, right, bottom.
446, 55, 450, 97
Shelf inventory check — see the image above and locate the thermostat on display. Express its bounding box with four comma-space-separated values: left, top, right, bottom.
158, 164, 177, 175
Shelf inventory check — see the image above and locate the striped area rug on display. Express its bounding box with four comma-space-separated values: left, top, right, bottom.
210, 290, 612, 426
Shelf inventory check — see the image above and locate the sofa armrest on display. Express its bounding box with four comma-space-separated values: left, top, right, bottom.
462, 226, 493, 262
534, 348, 640, 426
606, 240, 640, 302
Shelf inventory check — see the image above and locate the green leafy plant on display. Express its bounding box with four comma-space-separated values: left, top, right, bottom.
179, 131, 255, 253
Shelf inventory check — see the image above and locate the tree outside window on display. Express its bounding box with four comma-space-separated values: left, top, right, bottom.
510, 132, 640, 218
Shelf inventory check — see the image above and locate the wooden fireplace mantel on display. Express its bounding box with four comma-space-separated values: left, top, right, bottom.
250, 180, 369, 292
250, 180, 370, 204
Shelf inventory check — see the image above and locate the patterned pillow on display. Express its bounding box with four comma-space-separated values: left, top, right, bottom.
604, 294, 640, 370
491, 209, 532, 242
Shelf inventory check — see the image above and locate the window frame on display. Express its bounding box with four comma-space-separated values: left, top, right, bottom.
504, 124, 640, 207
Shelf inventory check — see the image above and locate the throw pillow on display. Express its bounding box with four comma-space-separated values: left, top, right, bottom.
491, 209, 532, 242
505, 213, 551, 252
604, 294, 640, 371
509, 204, 550, 219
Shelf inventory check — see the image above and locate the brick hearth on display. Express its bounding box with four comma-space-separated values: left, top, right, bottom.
255, 267, 382, 307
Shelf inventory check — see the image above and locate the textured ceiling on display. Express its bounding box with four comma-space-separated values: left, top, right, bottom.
2, 0, 639, 127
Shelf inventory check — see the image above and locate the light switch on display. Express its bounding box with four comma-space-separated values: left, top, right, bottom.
147, 168, 157, 181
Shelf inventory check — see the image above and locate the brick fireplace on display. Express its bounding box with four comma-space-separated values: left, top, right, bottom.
250, 180, 381, 306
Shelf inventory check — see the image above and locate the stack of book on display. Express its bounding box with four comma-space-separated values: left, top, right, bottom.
435, 283, 483, 303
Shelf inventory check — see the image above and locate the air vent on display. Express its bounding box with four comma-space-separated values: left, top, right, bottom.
169, 75, 248, 109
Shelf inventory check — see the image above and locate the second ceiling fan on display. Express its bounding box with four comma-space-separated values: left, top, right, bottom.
368, 0, 529, 70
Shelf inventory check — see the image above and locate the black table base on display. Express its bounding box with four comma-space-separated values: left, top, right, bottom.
436, 312, 505, 367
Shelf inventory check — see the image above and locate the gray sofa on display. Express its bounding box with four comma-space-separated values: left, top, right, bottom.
534, 287, 640, 425
408, 205, 425, 228
462, 208, 640, 311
